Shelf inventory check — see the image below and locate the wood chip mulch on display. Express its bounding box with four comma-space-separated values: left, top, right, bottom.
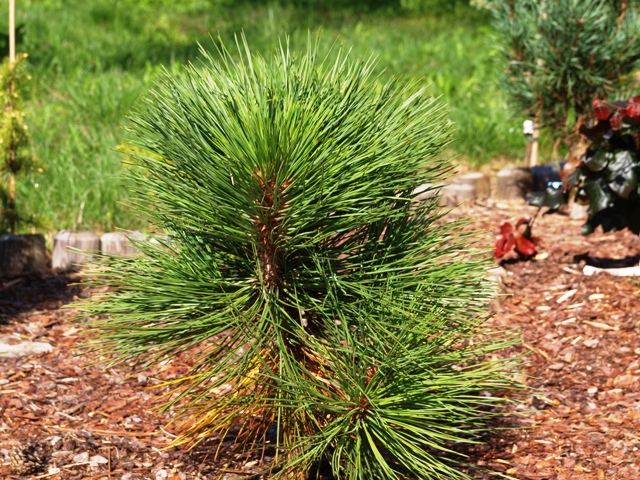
1, 200, 639, 480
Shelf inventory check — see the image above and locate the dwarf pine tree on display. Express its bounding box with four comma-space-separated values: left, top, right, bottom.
80, 38, 519, 479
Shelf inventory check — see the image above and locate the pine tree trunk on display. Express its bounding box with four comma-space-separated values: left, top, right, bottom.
8, 174, 16, 235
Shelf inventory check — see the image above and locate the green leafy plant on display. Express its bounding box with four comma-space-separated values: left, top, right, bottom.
486, 0, 640, 161
0, 52, 34, 234
79, 38, 520, 479
567, 96, 640, 234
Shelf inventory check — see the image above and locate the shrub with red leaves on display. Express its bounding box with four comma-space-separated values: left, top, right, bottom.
569, 96, 640, 234
592, 96, 640, 126
495, 218, 540, 259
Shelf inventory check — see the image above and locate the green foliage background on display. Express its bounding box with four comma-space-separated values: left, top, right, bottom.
487, 0, 640, 156
0, 0, 528, 233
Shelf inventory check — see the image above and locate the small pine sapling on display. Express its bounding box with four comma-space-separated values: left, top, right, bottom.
0, 53, 33, 234
79, 38, 521, 480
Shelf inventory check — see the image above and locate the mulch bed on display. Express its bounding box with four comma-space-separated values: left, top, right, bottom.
1, 200, 639, 480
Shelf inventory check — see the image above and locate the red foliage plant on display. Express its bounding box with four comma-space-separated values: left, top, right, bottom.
570, 95, 640, 234
592, 96, 640, 125
495, 217, 541, 259
590, 96, 640, 147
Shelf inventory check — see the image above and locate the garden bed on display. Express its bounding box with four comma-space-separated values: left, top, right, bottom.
1, 199, 639, 480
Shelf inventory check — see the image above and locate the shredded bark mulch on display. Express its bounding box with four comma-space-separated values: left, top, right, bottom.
1, 200, 639, 479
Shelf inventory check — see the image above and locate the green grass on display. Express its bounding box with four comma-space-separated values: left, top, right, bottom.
1, 0, 526, 233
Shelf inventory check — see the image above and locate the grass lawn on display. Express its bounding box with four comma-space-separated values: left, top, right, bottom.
2, 0, 531, 233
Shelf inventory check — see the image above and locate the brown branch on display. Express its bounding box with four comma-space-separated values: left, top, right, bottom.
509, 0, 524, 62
617, 0, 628, 32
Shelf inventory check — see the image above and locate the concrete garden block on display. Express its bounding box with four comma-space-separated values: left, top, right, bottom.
412, 183, 443, 202
496, 166, 534, 200
412, 182, 476, 207
52, 230, 100, 271
0, 234, 47, 275
440, 183, 476, 207
101, 231, 146, 256
451, 172, 490, 198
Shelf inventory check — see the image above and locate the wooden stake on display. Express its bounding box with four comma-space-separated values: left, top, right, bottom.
8, 0, 16, 233
530, 126, 539, 167
9, 0, 15, 63
523, 120, 539, 167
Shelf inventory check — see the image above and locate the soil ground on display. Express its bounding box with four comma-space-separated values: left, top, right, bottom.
1, 200, 639, 480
